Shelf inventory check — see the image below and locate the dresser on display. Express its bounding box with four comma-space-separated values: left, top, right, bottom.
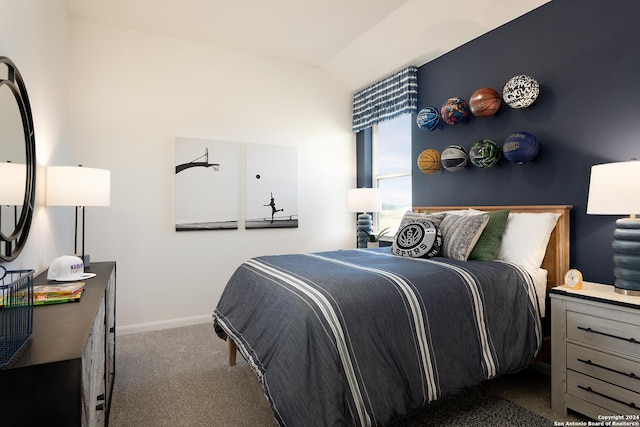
550, 281, 640, 418
0, 261, 116, 427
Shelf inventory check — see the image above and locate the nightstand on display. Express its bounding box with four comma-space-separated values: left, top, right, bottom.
550, 281, 640, 418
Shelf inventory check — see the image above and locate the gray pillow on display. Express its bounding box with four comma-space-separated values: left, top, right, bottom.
439, 214, 490, 261
392, 220, 442, 258
396, 211, 446, 234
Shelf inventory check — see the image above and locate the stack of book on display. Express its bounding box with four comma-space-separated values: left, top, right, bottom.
33, 281, 85, 306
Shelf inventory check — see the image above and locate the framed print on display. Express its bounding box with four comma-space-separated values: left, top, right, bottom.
245, 144, 298, 229
175, 137, 241, 231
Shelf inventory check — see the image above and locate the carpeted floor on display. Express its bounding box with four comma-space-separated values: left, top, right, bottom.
109, 323, 588, 426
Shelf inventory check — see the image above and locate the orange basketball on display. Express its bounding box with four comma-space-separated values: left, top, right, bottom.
417, 149, 441, 174
469, 87, 501, 117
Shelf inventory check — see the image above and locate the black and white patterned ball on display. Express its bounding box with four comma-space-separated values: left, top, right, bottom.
502, 75, 539, 109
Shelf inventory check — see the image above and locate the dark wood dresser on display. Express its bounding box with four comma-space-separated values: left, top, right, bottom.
0, 261, 116, 426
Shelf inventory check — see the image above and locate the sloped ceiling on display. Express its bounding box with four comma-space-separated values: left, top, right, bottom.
65, 0, 550, 91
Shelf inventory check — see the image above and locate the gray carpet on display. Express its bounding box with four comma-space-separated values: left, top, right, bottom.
109, 323, 586, 426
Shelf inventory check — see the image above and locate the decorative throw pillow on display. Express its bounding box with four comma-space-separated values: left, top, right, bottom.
497, 212, 561, 269
397, 211, 447, 231
392, 220, 442, 258
439, 214, 490, 261
467, 209, 510, 261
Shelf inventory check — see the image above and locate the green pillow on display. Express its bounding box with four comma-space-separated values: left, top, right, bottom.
468, 209, 510, 261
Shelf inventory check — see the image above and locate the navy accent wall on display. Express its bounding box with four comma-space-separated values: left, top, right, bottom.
412, 0, 640, 285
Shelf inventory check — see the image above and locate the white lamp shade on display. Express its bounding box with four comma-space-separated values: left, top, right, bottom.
47, 166, 111, 206
347, 188, 382, 213
0, 162, 26, 205
587, 161, 640, 215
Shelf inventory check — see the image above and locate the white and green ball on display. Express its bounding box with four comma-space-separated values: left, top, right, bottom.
470, 139, 500, 168
441, 144, 469, 172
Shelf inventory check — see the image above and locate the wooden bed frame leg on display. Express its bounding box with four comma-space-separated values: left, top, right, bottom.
228, 338, 237, 366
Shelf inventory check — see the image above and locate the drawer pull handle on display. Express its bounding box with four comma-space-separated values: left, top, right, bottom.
578, 385, 638, 409
577, 358, 640, 381
97, 393, 105, 401
577, 326, 640, 345
96, 403, 105, 411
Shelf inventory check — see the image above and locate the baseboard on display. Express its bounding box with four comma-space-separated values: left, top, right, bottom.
117, 314, 212, 335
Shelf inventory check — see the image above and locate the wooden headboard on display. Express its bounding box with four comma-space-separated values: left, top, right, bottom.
412, 205, 572, 289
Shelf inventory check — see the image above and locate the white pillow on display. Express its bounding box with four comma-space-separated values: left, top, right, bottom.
497, 212, 561, 270
440, 209, 468, 216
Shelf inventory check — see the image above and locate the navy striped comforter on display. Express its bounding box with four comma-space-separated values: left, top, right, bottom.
213, 248, 541, 426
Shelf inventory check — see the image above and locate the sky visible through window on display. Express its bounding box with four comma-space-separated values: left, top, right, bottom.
375, 114, 412, 210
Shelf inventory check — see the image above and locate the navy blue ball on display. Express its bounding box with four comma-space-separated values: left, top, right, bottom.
503, 131, 539, 164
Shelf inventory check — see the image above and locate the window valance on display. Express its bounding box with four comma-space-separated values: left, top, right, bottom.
352, 66, 418, 133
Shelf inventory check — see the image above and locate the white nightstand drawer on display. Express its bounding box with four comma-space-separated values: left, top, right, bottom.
567, 311, 640, 357
567, 343, 640, 392
568, 370, 640, 415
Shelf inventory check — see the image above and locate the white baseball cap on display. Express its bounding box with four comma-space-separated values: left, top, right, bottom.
47, 255, 96, 281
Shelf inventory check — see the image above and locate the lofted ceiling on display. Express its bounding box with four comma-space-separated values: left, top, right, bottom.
65, 0, 549, 91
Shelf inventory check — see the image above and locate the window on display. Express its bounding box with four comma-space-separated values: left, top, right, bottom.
372, 114, 412, 235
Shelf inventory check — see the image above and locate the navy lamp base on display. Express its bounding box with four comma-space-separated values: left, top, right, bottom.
356, 213, 373, 248
612, 217, 640, 296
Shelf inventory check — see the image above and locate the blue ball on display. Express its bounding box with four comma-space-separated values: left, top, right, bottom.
441, 97, 470, 125
503, 131, 539, 164
416, 106, 441, 131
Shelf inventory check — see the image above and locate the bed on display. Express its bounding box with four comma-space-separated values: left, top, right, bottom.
213, 205, 571, 426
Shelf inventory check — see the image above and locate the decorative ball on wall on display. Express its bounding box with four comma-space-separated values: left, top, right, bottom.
416, 106, 442, 131
441, 144, 469, 172
469, 87, 501, 117
440, 97, 470, 125
417, 149, 442, 174
503, 131, 539, 164
469, 139, 500, 168
502, 75, 540, 109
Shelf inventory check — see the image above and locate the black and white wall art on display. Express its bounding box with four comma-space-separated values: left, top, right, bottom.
245, 144, 298, 229
174, 137, 241, 231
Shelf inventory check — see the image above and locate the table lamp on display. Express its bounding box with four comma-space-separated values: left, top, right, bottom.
0, 162, 26, 205
47, 165, 111, 267
0, 162, 26, 230
348, 188, 382, 248
587, 160, 640, 295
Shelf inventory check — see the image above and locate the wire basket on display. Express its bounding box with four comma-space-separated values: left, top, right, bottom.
0, 267, 34, 368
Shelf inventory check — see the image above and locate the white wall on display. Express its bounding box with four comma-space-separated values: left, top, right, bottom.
0, 0, 71, 273
66, 21, 355, 331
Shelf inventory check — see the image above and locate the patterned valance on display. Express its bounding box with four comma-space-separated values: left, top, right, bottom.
352, 66, 418, 133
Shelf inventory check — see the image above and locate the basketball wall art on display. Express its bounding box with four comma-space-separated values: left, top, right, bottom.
469, 87, 501, 117
245, 144, 298, 229
417, 149, 442, 174
174, 137, 241, 231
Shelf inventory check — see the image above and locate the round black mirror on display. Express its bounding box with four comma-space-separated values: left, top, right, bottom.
0, 57, 36, 262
